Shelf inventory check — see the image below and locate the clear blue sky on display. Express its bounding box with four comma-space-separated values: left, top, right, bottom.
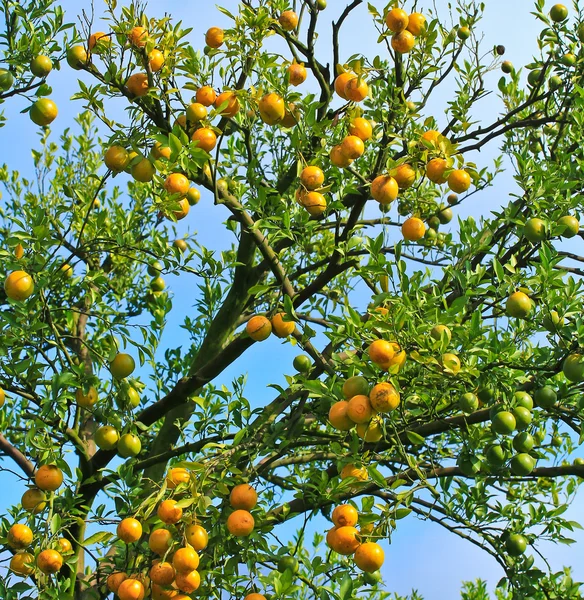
1, 1, 583, 598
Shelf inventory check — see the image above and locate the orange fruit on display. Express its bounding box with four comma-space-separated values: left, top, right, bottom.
371, 175, 398, 205
132, 157, 155, 182
301, 191, 327, 216
58, 538, 73, 554
407, 13, 426, 36
14, 243, 24, 259
173, 547, 200, 573
4, 270, 34, 301
187, 187, 201, 205
89, 31, 111, 51
226, 509, 255, 536
340, 135, 365, 160
300, 165, 325, 190
442, 352, 461, 374
329, 400, 354, 431
107, 572, 129, 593
344, 76, 369, 102
149, 562, 175, 586
329, 526, 360, 555
506, 291, 532, 319
196, 86, 217, 106
340, 463, 368, 481
185, 524, 208, 551
175, 569, 201, 593
354, 542, 385, 572
148, 49, 165, 72
343, 376, 369, 398
246, 315, 272, 341
426, 158, 448, 184
330, 144, 353, 167
157, 499, 183, 524
35, 464, 63, 491
334, 72, 354, 99
127, 73, 149, 97
30, 55, 53, 77
186, 102, 207, 123
271, 313, 296, 337
66, 45, 88, 69
368, 339, 395, 367
244, 594, 266, 600
37, 549, 63, 574
191, 127, 217, 153
279, 10, 298, 31
214, 91, 240, 118
171, 198, 190, 220
29, 97, 58, 126
205, 27, 224, 48
128, 26, 148, 47
346, 394, 374, 424
447, 169, 471, 193
10, 552, 34, 576
348, 117, 373, 141
104, 145, 130, 171
166, 467, 190, 489
75, 386, 98, 408
332, 504, 359, 527
110, 353, 135, 379
391, 30, 416, 53
385, 8, 409, 32
356, 417, 383, 442
8, 524, 33, 549
421, 129, 442, 144
230, 483, 258, 510
118, 578, 145, 600
259, 93, 285, 125
164, 173, 190, 197
370, 382, 400, 412
402, 217, 425, 241
288, 62, 307, 86
281, 103, 300, 127
391, 164, 416, 189
117, 518, 142, 543
149, 528, 173, 555
21, 488, 46, 513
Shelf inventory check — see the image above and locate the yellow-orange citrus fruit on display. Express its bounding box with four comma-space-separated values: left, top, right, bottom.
407, 13, 426, 36
8, 524, 33, 549
246, 315, 272, 341
226, 509, 255, 536
244, 594, 266, 600
391, 163, 416, 189
15, 243, 24, 259
171, 198, 190, 221
149, 562, 175, 586
89, 31, 111, 51
340, 463, 368, 481
104, 145, 130, 171
329, 400, 354, 431
21, 488, 46, 513
348, 117, 373, 141
172, 546, 200, 573
334, 72, 354, 100
330, 144, 353, 167
371, 175, 398, 205
391, 30, 416, 53
4, 270, 34, 301
205, 27, 224, 48
107, 572, 129, 593
164, 173, 190, 197
196, 86, 217, 106
448, 169, 471, 193
344, 76, 369, 102
158, 499, 183, 524
346, 394, 374, 424
288, 62, 307, 86
426, 158, 448, 184
301, 191, 327, 216
75, 386, 98, 408
300, 165, 325, 190
117, 518, 142, 543
126, 73, 149, 97
230, 483, 258, 510
421, 129, 442, 144
166, 467, 190, 489
356, 417, 383, 442
58, 538, 72, 554
185, 524, 208, 551
340, 135, 365, 160
118, 578, 145, 600
191, 127, 217, 153
149, 528, 173, 555
329, 525, 360, 555
175, 569, 201, 593
186, 102, 207, 123
368, 339, 395, 367
259, 93, 285, 125
442, 352, 461, 374
402, 217, 425, 241
37, 549, 63, 574
332, 504, 359, 527
280, 103, 300, 127
148, 49, 165, 72
354, 542, 385, 572
214, 91, 240, 118
279, 10, 298, 31
10, 552, 34, 575
271, 313, 296, 337
385, 8, 409, 32
128, 27, 148, 47
35, 464, 63, 491
110, 353, 135, 379
66, 45, 87, 70
151, 584, 179, 600
370, 382, 400, 413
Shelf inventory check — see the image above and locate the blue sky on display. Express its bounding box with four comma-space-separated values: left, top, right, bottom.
1, 0, 584, 597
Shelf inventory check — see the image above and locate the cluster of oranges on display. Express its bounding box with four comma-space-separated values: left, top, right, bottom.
244, 312, 296, 341
326, 504, 385, 573
385, 8, 426, 54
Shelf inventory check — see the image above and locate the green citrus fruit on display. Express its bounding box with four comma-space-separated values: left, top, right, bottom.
491, 411, 516, 435
513, 432, 535, 453
549, 4, 568, 22
501, 61, 513, 74
510, 453, 536, 475
506, 291, 532, 319
363, 570, 382, 585
514, 391, 533, 410
277, 556, 299, 574
110, 353, 136, 379
523, 217, 546, 243
558, 215, 579, 238
457, 454, 480, 477
512, 406, 532, 431
542, 310, 563, 332
457, 26, 470, 40
486, 444, 507, 467
30, 55, 52, 78
459, 392, 478, 414
430, 324, 451, 343
0, 68, 14, 91
147, 261, 163, 277
67, 45, 88, 70
551, 434, 563, 448
437, 207, 453, 224
293, 355, 312, 373
477, 386, 495, 403
563, 353, 584, 382
29, 98, 58, 126
505, 533, 527, 556
95, 425, 120, 451
527, 69, 543, 86
342, 376, 369, 398
150, 276, 165, 292
561, 53, 576, 66
534, 386, 557, 408
574, 457, 584, 466
549, 75, 562, 90
117, 433, 141, 458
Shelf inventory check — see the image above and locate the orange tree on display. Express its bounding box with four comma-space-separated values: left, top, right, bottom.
1, 0, 584, 598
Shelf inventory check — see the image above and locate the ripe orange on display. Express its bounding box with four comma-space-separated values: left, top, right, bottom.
205, 27, 224, 48
165, 173, 190, 197
402, 217, 425, 241
391, 30, 415, 53
35, 464, 63, 491
330, 144, 353, 167
21, 488, 46, 513
89, 31, 111, 51
300, 165, 325, 190
126, 73, 149, 97
110, 353, 135, 379
171, 198, 190, 220
391, 163, 416, 189
340, 463, 368, 481
158, 499, 183, 524
196, 86, 217, 106
37, 549, 63, 574
185, 524, 208, 551
14, 243, 24, 259
370, 175, 398, 205
421, 129, 442, 145
329, 526, 360, 555
214, 91, 240, 118
332, 504, 359, 527
346, 394, 374, 424
191, 127, 217, 153
173, 547, 200, 573
117, 518, 142, 543
406, 13, 426, 36
354, 542, 385, 572
301, 191, 327, 216
149, 561, 175, 586
230, 483, 258, 510
368, 339, 395, 367
128, 26, 148, 47
288, 62, 307, 86
244, 594, 266, 600
259, 93, 285, 125
149, 528, 173, 555
340, 135, 365, 160
281, 103, 300, 127
279, 10, 298, 31
148, 49, 165, 72
175, 569, 201, 593
385, 8, 409, 32
10, 552, 34, 575
344, 76, 369, 102
166, 467, 190, 489
29, 98, 58, 126
329, 401, 354, 431
58, 538, 72, 554
448, 169, 471, 193
104, 145, 130, 171
118, 578, 145, 600
369, 382, 400, 412
246, 315, 272, 341
4, 270, 34, 301
227, 509, 255, 536
271, 312, 296, 337
8, 524, 33, 549
75, 386, 98, 408
426, 158, 448, 184
107, 572, 128, 593
334, 72, 354, 100
348, 117, 373, 141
